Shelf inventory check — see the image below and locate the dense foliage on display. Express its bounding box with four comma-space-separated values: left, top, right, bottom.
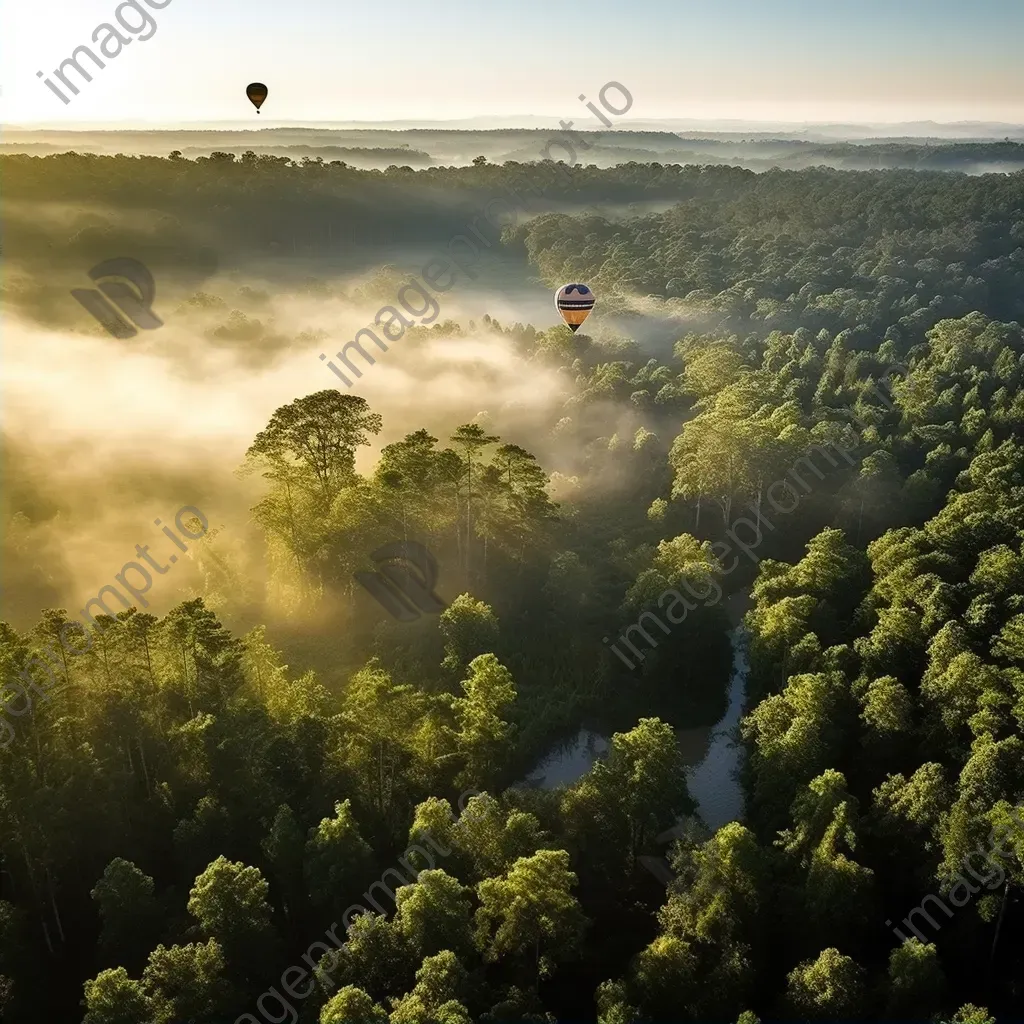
3, 151, 1024, 1022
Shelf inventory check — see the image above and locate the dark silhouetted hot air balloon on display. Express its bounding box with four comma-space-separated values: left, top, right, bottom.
246, 83, 268, 114
555, 283, 595, 332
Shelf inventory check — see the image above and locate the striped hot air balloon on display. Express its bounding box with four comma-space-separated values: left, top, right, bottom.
555, 283, 595, 333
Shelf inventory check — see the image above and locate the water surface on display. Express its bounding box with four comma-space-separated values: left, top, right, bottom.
523, 626, 748, 831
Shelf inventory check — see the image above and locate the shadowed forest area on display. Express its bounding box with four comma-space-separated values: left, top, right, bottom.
2, 141, 1024, 1023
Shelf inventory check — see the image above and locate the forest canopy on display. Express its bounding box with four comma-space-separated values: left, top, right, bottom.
2, 148, 1024, 1023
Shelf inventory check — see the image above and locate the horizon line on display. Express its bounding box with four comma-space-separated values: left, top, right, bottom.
5, 117, 1024, 133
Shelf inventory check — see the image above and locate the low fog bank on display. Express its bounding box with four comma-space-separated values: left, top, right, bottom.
7, 128, 1024, 173
1, 263, 661, 634
1, 177, 677, 335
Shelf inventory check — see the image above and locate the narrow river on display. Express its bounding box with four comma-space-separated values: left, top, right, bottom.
521, 624, 749, 832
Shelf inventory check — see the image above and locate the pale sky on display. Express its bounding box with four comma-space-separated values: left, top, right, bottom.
2, 0, 1023, 127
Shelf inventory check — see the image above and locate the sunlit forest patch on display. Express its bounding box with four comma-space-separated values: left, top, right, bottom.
2, 145, 1024, 1023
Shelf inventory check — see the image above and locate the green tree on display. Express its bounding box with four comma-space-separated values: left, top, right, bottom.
778, 771, 877, 947
389, 950, 471, 1024
186, 857, 275, 976
632, 934, 699, 1018
330, 912, 416, 1002
654, 823, 767, 1016
261, 804, 307, 921
743, 672, 855, 828
339, 661, 429, 824
82, 968, 152, 1024
439, 595, 500, 675
885, 938, 946, 1018
475, 848, 586, 978
937, 1005, 997, 1024
449, 423, 500, 576
90, 859, 161, 971
394, 868, 473, 959
141, 940, 230, 1024
783, 948, 866, 1020
306, 799, 374, 917
243, 390, 382, 511
595, 979, 640, 1024
321, 985, 388, 1024
450, 792, 548, 881
452, 653, 517, 788
563, 718, 692, 874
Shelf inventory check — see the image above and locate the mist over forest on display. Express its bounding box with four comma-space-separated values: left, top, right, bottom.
8, 125, 1024, 173
3, 127, 1024, 1024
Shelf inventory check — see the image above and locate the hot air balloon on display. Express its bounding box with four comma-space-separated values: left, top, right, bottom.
246, 82, 268, 114
555, 283, 595, 333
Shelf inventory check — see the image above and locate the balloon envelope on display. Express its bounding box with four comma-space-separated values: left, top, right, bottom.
246, 83, 268, 112
555, 283, 595, 333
